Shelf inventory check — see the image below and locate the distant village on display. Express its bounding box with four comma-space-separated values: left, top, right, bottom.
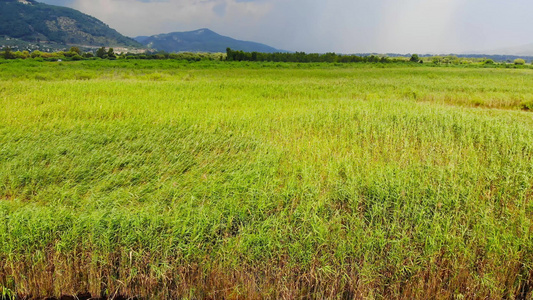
0, 35, 146, 55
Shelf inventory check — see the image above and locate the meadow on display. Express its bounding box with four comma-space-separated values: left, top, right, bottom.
1, 59, 533, 299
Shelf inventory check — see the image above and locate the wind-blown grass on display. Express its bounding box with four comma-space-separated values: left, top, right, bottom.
1, 60, 533, 299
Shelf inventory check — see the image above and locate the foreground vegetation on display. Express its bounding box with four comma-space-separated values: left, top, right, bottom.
1, 60, 533, 299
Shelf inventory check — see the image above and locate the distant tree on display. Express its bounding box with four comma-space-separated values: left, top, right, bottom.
410, 54, 420, 63
514, 58, 526, 65
368, 55, 379, 63
107, 48, 115, 58
443, 55, 459, 65
96, 47, 106, 58
380, 56, 390, 63
484, 59, 495, 65
11, 51, 22, 59
69, 46, 82, 55
31, 50, 42, 58
226, 48, 233, 61
157, 50, 169, 59
63, 50, 76, 58
3, 46, 13, 59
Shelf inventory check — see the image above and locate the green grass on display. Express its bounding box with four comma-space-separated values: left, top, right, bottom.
1, 60, 533, 299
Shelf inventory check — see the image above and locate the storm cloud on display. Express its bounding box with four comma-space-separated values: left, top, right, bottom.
40, 0, 533, 54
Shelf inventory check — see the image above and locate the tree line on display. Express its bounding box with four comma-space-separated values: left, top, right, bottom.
1, 46, 530, 67
226, 48, 409, 63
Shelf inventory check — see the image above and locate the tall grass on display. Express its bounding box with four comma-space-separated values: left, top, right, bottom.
1, 60, 533, 299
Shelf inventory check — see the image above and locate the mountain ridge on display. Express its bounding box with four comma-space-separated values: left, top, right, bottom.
0, 0, 142, 50
471, 43, 533, 57
134, 28, 284, 53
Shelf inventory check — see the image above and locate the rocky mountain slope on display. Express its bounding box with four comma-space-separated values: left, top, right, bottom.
0, 0, 142, 49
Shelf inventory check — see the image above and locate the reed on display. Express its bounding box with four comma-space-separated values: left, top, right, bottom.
1, 60, 532, 299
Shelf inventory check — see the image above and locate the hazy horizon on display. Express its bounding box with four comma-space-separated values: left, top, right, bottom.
39, 0, 533, 54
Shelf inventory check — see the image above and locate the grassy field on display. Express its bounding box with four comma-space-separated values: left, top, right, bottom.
1, 59, 533, 299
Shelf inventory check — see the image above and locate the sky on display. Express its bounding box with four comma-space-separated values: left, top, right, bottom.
39, 0, 533, 54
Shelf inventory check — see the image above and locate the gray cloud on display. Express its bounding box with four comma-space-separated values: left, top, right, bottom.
212, 2, 226, 17
39, 0, 533, 54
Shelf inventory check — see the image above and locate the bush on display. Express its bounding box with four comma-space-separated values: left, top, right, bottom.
12, 51, 30, 59
514, 58, 526, 65
520, 100, 533, 111
31, 50, 42, 58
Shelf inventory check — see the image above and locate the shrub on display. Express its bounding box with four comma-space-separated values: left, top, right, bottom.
520, 100, 533, 111
71, 55, 83, 61
31, 50, 42, 58
514, 58, 526, 65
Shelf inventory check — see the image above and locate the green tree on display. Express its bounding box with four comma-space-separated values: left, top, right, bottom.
69, 46, 82, 55
96, 47, 106, 58
71, 54, 83, 61
226, 48, 234, 61
410, 54, 420, 63
514, 58, 526, 65
3, 46, 13, 59
31, 50, 42, 58
107, 47, 116, 59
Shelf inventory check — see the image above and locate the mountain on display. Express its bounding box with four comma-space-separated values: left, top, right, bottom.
0, 0, 142, 49
464, 43, 533, 57
480, 44, 533, 57
135, 29, 283, 53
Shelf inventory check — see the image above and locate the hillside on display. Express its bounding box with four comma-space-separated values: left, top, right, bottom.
0, 0, 142, 49
135, 28, 283, 53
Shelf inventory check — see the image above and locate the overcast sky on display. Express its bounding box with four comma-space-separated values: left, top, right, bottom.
40, 0, 533, 54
